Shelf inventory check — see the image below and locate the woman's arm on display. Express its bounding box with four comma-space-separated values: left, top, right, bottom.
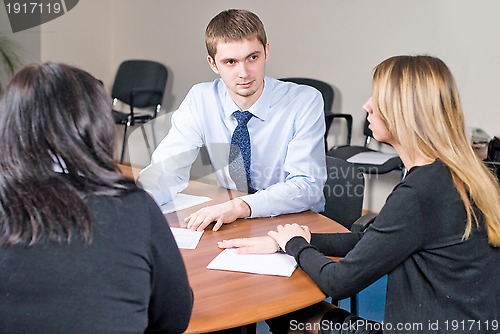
310, 232, 363, 257
283, 185, 425, 300
218, 224, 362, 257
145, 196, 193, 333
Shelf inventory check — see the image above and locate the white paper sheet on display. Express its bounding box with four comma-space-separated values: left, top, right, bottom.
160, 193, 212, 214
347, 151, 398, 165
170, 227, 204, 249
206, 249, 297, 277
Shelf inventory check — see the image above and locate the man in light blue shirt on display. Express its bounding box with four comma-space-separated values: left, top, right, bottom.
138, 9, 326, 231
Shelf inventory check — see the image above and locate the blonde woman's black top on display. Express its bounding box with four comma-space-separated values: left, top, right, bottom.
286, 159, 499, 333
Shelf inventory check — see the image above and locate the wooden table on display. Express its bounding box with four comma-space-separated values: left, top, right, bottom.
117, 164, 348, 333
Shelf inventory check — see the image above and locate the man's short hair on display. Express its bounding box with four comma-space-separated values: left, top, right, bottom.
205, 9, 267, 59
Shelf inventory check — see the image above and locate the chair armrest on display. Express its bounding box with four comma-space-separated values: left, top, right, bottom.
325, 113, 353, 145
128, 88, 164, 118
350, 212, 377, 233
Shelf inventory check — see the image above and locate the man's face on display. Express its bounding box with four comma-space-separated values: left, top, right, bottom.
207, 37, 269, 109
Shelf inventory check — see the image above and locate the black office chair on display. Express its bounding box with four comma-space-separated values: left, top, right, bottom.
111, 60, 168, 164
279, 78, 353, 151
322, 156, 382, 315
322, 156, 365, 229
486, 137, 500, 182
327, 116, 406, 179
327, 114, 402, 316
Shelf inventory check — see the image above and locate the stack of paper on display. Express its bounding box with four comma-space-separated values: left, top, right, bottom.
160, 194, 212, 214
170, 227, 203, 249
206, 249, 297, 277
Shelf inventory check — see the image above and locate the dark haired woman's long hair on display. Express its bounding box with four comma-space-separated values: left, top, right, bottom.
0, 63, 137, 246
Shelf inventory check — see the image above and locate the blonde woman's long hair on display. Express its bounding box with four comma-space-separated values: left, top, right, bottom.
372, 55, 500, 247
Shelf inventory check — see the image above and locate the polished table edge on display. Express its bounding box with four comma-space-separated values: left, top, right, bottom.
117, 163, 347, 333
117, 163, 137, 179
182, 213, 341, 333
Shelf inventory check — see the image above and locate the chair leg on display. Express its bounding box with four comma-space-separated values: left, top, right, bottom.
350, 294, 358, 316
151, 120, 157, 149
140, 125, 152, 157
214, 323, 256, 334
345, 116, 353, 145
120, 124, 129, 164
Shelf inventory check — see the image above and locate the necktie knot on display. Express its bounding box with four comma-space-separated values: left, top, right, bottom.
233, 111, 253, 125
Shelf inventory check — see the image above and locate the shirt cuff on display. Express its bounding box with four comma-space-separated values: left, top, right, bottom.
285, 236, 318, 260
238, 194, 263, 218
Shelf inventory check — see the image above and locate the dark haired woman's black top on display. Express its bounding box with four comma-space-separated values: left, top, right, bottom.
286, 160, 499, 333
0, 189, 193, 334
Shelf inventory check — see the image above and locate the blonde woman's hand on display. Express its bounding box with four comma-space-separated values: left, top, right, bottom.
267, 223, 311, 252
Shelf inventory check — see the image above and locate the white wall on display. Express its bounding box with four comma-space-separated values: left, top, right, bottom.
40, 0, 113, 83
0, 5, 41, 76
106, 0, 500, 135
3, 0, 500, 211
110, 0, 500, 211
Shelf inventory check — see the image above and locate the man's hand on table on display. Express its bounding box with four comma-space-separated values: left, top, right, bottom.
184, 198, 251, 231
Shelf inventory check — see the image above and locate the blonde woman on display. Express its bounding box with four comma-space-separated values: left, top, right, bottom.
220, 55, 500, 333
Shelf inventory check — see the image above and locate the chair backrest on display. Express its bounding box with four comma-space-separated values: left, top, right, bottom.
279, 77, 334, 112
280, 77, 337, 151
111, 60, 168, 108
322, 156, 365, 229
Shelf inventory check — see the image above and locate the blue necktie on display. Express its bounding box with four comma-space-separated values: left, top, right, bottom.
229, 111, 255, 193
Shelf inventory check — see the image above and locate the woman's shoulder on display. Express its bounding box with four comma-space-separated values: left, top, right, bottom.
87, 187, 148, 203
393, 159, 464, 216
388, 159, 457, 210
401, 159, 451, 189
86, 188, 161, 223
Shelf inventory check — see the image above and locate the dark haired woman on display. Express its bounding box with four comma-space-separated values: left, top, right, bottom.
0, 63, 193, 333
